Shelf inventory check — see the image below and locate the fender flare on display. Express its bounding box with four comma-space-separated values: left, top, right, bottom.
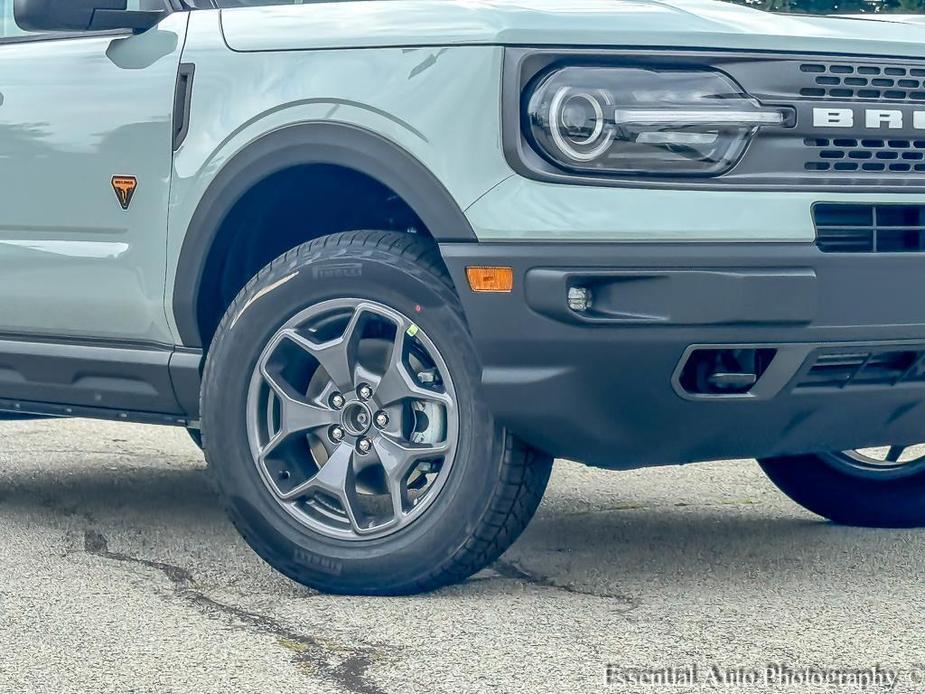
172, 121, 478, 348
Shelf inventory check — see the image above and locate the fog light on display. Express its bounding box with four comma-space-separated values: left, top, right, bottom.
567, 286, 592, 312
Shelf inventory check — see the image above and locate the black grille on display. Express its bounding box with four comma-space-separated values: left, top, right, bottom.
796, 349, 925, 390
804, 138, 925, 174
799, 62, 925, 103
754, 57, 925, 187
814, 204, 925, 252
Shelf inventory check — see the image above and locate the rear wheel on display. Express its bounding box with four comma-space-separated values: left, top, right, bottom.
759, 444, 925, 527
201, 230, 552, 594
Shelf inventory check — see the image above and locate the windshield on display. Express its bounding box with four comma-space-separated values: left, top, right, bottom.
723, 0, 923, 14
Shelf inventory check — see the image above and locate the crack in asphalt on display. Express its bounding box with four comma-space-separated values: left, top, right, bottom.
78, 529, 388, 694
492, 559, 640, 609
82, 529, 194, 586
555, 499, 762, 518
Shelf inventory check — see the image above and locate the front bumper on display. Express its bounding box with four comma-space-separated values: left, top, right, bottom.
440, 241, 925, 469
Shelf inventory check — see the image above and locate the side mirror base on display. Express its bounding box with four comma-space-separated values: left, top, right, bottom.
90, 9, 166, 32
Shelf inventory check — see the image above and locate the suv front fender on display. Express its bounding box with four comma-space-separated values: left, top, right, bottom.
172, 121, 478, 349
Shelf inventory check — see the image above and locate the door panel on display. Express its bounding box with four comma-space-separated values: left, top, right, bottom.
0, 13, 188, 343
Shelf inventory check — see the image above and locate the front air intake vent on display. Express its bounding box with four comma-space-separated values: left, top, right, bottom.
796, 349, 925, 390
814, 204, 925, 253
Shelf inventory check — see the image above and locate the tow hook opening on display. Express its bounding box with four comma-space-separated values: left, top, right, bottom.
678, 348, 777, 396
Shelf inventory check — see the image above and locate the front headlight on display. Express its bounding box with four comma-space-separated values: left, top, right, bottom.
526, 66, 787, 177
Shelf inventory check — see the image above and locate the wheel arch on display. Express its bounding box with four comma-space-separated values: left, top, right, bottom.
172, 121, 478, 349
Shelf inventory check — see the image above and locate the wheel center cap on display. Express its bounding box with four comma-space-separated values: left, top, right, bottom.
342, 402, 373, 436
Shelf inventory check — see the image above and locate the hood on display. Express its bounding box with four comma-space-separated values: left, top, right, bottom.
847, 13, 925, 26
221, 0, 925, 58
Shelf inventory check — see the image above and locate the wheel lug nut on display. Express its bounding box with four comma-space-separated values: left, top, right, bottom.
330, 393, 345, 409
329, 426, 345, 442
374, 411, 389, 428
357, 384, 372, 400
357, 437, 372, 454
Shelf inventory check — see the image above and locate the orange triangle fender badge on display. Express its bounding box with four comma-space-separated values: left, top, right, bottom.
111, 175, 137, 210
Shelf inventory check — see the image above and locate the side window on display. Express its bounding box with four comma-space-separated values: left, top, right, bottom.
0, 0, 28, 39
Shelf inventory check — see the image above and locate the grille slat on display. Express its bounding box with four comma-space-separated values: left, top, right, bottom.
798, 352, 868, 389
814, 204, 925, 253
799, 62, 925, 103
804, 138, 925, 176
796, 349, 925, 390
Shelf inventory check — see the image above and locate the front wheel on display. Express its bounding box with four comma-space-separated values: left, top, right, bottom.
759, 445, 925, 528
201, 231, 552, 595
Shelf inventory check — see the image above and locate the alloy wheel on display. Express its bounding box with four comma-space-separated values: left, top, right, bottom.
246, 298, 458, 541
825, 444, 925, 480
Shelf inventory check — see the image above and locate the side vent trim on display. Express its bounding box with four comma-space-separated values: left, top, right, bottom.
173, 63, 195, 151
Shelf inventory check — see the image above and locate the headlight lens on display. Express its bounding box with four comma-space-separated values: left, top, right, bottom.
526, 66, 786, 177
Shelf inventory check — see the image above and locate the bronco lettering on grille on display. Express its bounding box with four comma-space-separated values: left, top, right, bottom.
814, 108, 925, 130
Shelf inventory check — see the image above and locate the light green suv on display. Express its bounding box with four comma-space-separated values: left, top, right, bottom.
5, 0, 925, 594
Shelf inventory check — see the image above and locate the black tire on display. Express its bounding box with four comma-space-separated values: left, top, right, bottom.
201, 230, 552, 595
758, 452, 925, 528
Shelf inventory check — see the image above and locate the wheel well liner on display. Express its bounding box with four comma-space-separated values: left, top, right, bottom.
172, 122, 478, 348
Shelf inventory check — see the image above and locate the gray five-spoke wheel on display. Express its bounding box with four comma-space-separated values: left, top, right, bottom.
246, 298, 458, 541
828, 443, 925, 479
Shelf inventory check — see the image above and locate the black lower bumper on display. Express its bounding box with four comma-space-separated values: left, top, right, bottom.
440, 241, 925, 469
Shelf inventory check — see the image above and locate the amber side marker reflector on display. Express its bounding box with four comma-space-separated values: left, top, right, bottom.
466, 266, 513, 293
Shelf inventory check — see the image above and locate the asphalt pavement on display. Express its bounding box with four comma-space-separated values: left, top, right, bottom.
0, 417, 923, 693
